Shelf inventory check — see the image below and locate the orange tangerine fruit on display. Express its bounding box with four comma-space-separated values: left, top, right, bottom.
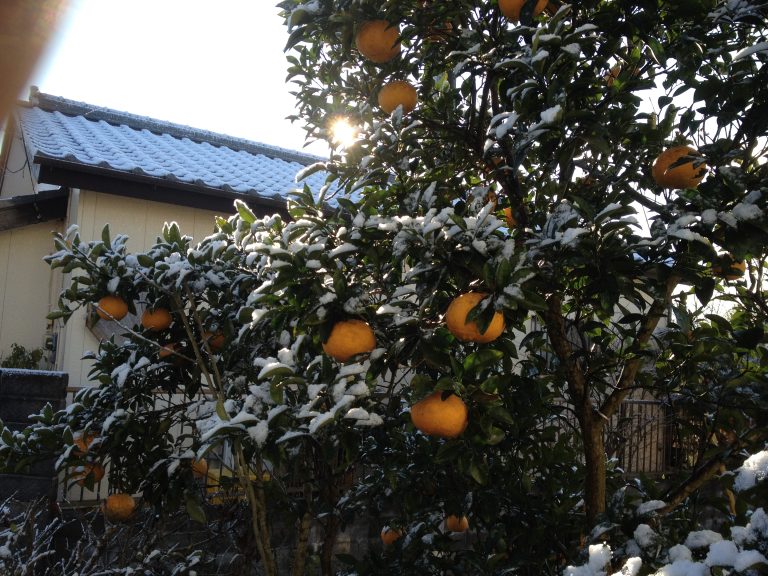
322, 319, 376, 362
73, 432, 96, 456
103, 493, 136, 522
712, 254, 746, 280
410, 391, 468, 438
499, 0, 548, 22
203, 331, 226, 351
141, 307, 172, 331
445, 292, 505, 343
191, 458, 209, 479
380, 526, 403, 545
96, 295, 128, 321
445, 514, 470, 532
378, 80, 418, 114
159, 343, 179, 360
355, 20, 400, 63
652, 146, 707, 189
503, 207, 517, 228
72, 463, 105, 487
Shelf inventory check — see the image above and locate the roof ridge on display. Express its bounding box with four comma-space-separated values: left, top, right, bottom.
26, 87, 327, 166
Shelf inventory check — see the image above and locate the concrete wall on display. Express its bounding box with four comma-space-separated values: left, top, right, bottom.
0, 368, 68, 500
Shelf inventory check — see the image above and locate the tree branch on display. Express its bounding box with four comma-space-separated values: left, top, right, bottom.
657, 440, 739, 517
544, 292, 588, 406
600, 275, 678, 419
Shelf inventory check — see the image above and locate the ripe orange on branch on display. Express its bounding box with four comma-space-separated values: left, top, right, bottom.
159, 343, 176, 358
73, 431, 95, 455
203, 331, 226, 351
191, 458, 209, 479
651, 145, 707, 189
410, 391, 468, 438
503, 207, 517, 228
72, 463, 105, 487
445, 514, 470, 532
445, 292, 505, 343
103, 493, 136, 522
378, 80, 418, 114
355, 20, 400, 63
322, 319, 376, 362
96, 295, 128, 321
499, 0, 548, 22
141, 307, 172, 331
380, 526, 403, 545
713, 254, 746, 280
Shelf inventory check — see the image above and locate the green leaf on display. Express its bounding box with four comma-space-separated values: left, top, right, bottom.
463, 349, 504, 374
495, 259, 514, 287
487, 405, 516, 426
695, 277, 716, 306
260, 366, 294, 379
295, 162, 327, 182
734, 326, 763, 349
101, 224, 111, 245
704, 314, 731, 334
284, 24, 306, 51
239, 307, 254, 323
216, 216, 234, 234
185, 496, 207, 524
235, 200, 256, 224
468, 459, 489, 485
586, 135, 611, 156
163, 222, 183, 245
270, 380, 284, 404
410, 374, 435, 398
434, 441, 463, 463
215, 400, 228, 420
137, 254, 155, 267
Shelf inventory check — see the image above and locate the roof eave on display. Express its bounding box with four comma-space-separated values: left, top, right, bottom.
34, 155, 290, 217
0, 188, 68, 232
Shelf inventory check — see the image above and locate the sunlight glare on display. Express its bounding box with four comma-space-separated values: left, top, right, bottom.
329, 117, 358, 148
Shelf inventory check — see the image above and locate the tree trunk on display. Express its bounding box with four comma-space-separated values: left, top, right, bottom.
544, 293, 607, 525
320, 514, 339, 576
291, 508, 313, 576
582, 413, 607, 525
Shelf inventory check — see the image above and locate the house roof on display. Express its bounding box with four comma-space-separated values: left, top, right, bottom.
14, 88, 329, 213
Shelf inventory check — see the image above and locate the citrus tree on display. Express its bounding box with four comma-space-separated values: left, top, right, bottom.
2, 0, 768, 575
276, 0, 768, 570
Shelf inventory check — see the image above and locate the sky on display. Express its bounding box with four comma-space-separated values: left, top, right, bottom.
29, 0, 327, 156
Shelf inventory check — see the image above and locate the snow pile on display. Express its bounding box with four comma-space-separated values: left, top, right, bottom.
637, 500, 666, 516
563, 543, 640, 576
633, 524, 658, 549
571, 463, 768, 576
733, 449, 768, 492
569, 520, 768, 576
684, 530, 723, 549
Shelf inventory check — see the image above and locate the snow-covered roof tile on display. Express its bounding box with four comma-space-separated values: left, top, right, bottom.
16, 91, 330, 203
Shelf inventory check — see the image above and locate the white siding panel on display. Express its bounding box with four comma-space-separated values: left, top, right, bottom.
0, 222, 63, 361
60, 190, 230, 386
